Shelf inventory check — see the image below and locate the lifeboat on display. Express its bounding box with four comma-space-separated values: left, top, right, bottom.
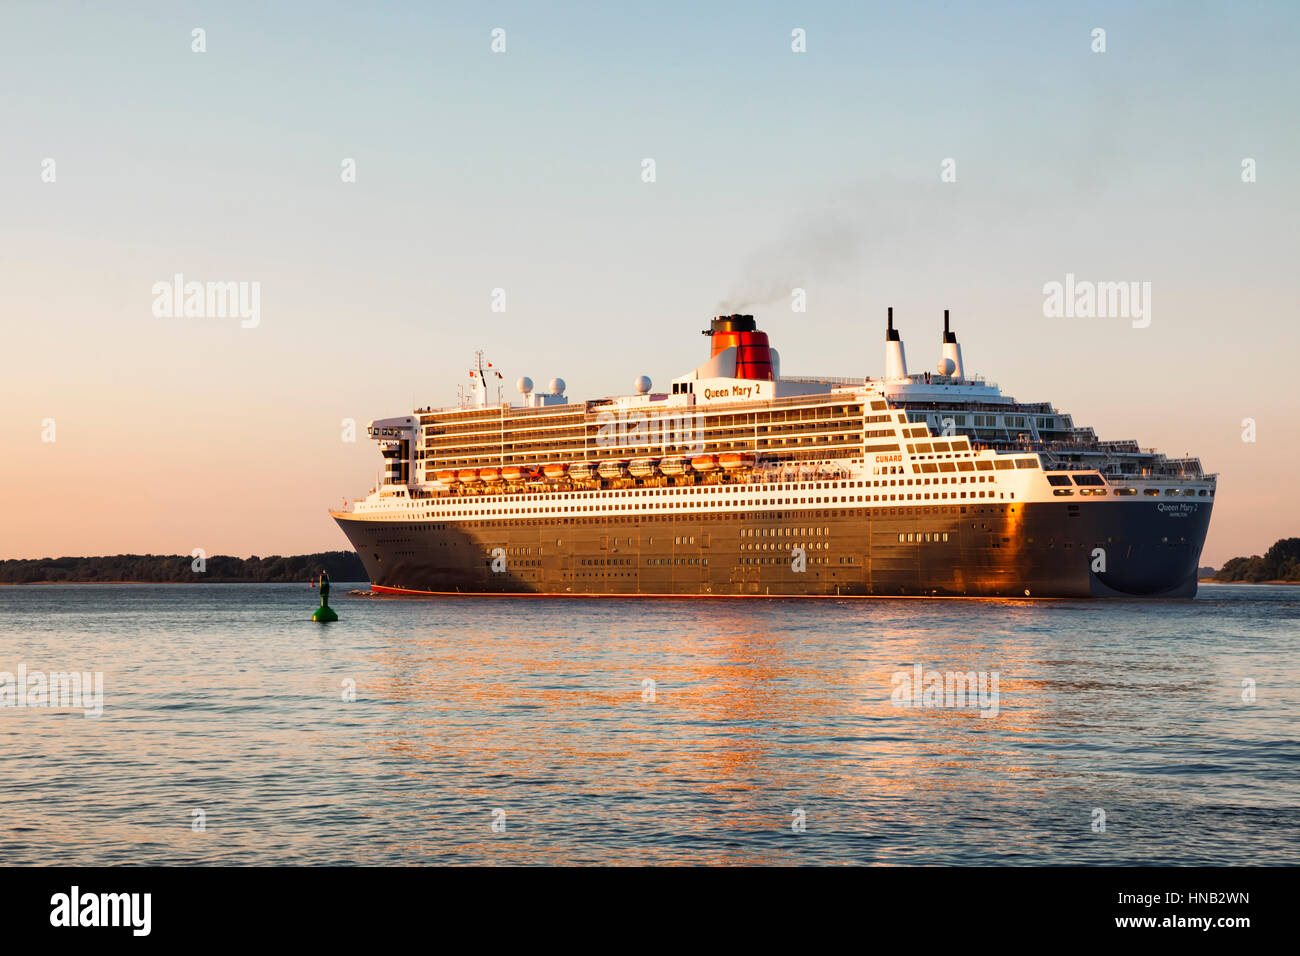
478, 466, 500, 483
436, 469, 458, 484
501, 465, 525, 482
456, 468, 479, 483
691, 455, 718, 472
597, 459, 627, 479
543, 463, 567, 480
719, 452, 755, 471
568, 462, 596, 481
659, 457, 687, 476
628, 458, 658, 479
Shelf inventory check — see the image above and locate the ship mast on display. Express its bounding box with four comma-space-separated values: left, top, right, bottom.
471, 349, 488, 407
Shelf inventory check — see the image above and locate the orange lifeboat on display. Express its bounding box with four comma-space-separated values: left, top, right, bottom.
479, 466, 500, 482
719, 452, 754, 471
543, 463, 567, 480
597, 459, 627, 479
568, 462, 596, 481
659, 457, 687, 476
457, 468, 479, 483
501, 465, 525, 482
628, 459, 658, 479
436, 469, 458, 484
691, 455, 718, 472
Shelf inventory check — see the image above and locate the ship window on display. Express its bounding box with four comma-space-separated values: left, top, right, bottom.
994, 460, 1014, 470
1047, 475, 1072, 487
1072, 474, 1104, 486
1015, 458, 1038, 469
975, 460, 994, 471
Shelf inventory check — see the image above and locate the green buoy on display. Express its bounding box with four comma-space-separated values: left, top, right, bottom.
312, 571, 338, 622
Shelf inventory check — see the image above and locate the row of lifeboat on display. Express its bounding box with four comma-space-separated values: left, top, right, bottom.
435, 453, 754, 485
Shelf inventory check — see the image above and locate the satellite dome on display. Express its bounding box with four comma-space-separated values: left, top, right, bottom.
937, 358, 956, 376
548, 377, 566, 395
516, 376, 534, 394
633, 375, 652, 394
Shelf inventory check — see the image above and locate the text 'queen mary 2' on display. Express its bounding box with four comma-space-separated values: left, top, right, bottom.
331, 312, 1214, 598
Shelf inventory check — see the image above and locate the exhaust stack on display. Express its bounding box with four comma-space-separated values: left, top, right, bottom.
940, 309, 965, 380
703, 314, 775, 381
884, 307, 908, 380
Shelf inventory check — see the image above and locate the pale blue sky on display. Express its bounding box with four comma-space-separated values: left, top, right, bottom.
2, 1, 1297, 564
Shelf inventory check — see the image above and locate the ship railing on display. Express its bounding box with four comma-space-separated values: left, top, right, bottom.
778, 375, 868, 387
888, 375, 1003, 390
896, 400, 1020, 412
889, 379, 1008, 403
1104, 472, 1214, 483
987, 438, 1162, 456
1097, 440, 1142, 452
1165, 458, 1204, 475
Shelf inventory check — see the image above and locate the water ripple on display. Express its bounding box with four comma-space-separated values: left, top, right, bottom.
0, 582, 1296, 864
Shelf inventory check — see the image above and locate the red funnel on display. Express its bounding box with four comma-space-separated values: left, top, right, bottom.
704, 314, 774, 381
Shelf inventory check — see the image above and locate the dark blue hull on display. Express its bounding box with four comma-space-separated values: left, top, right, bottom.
335, 498, 1212, 599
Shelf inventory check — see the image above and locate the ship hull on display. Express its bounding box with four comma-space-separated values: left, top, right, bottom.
334, 498, 1211, 599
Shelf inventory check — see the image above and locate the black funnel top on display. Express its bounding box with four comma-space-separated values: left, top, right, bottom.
943, 309, 957, 343
704, 314, 756, 336
886, 307, 900, 342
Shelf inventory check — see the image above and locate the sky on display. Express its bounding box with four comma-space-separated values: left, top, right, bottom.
1, 0, 1297, 566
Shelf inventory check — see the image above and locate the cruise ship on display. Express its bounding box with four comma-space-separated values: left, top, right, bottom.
331, 312, 1214, 598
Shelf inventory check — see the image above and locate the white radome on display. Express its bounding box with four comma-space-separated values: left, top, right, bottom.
516, 376, 534, 394
937, 358, 956, 375
548, 377, 566, 396
634, 375, 652, 394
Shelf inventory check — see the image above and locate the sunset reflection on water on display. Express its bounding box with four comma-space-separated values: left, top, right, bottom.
347, 590, 1297, 865
1, 584, 1296, 865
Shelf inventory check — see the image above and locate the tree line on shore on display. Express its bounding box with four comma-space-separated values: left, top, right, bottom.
1213, 538, 1300, 582
0, 552, 368, 584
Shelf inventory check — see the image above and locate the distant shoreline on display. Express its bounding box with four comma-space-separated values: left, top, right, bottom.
1201, 578, 1300, 586
0, 552, 367, 585
0, 580, 371, 586
1210, 538, 1300, 585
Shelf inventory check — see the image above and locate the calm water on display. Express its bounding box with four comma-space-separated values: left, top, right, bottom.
0, 583, 1296, 865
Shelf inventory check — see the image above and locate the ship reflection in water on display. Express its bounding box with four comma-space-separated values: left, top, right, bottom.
0, 583, 1295, 865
